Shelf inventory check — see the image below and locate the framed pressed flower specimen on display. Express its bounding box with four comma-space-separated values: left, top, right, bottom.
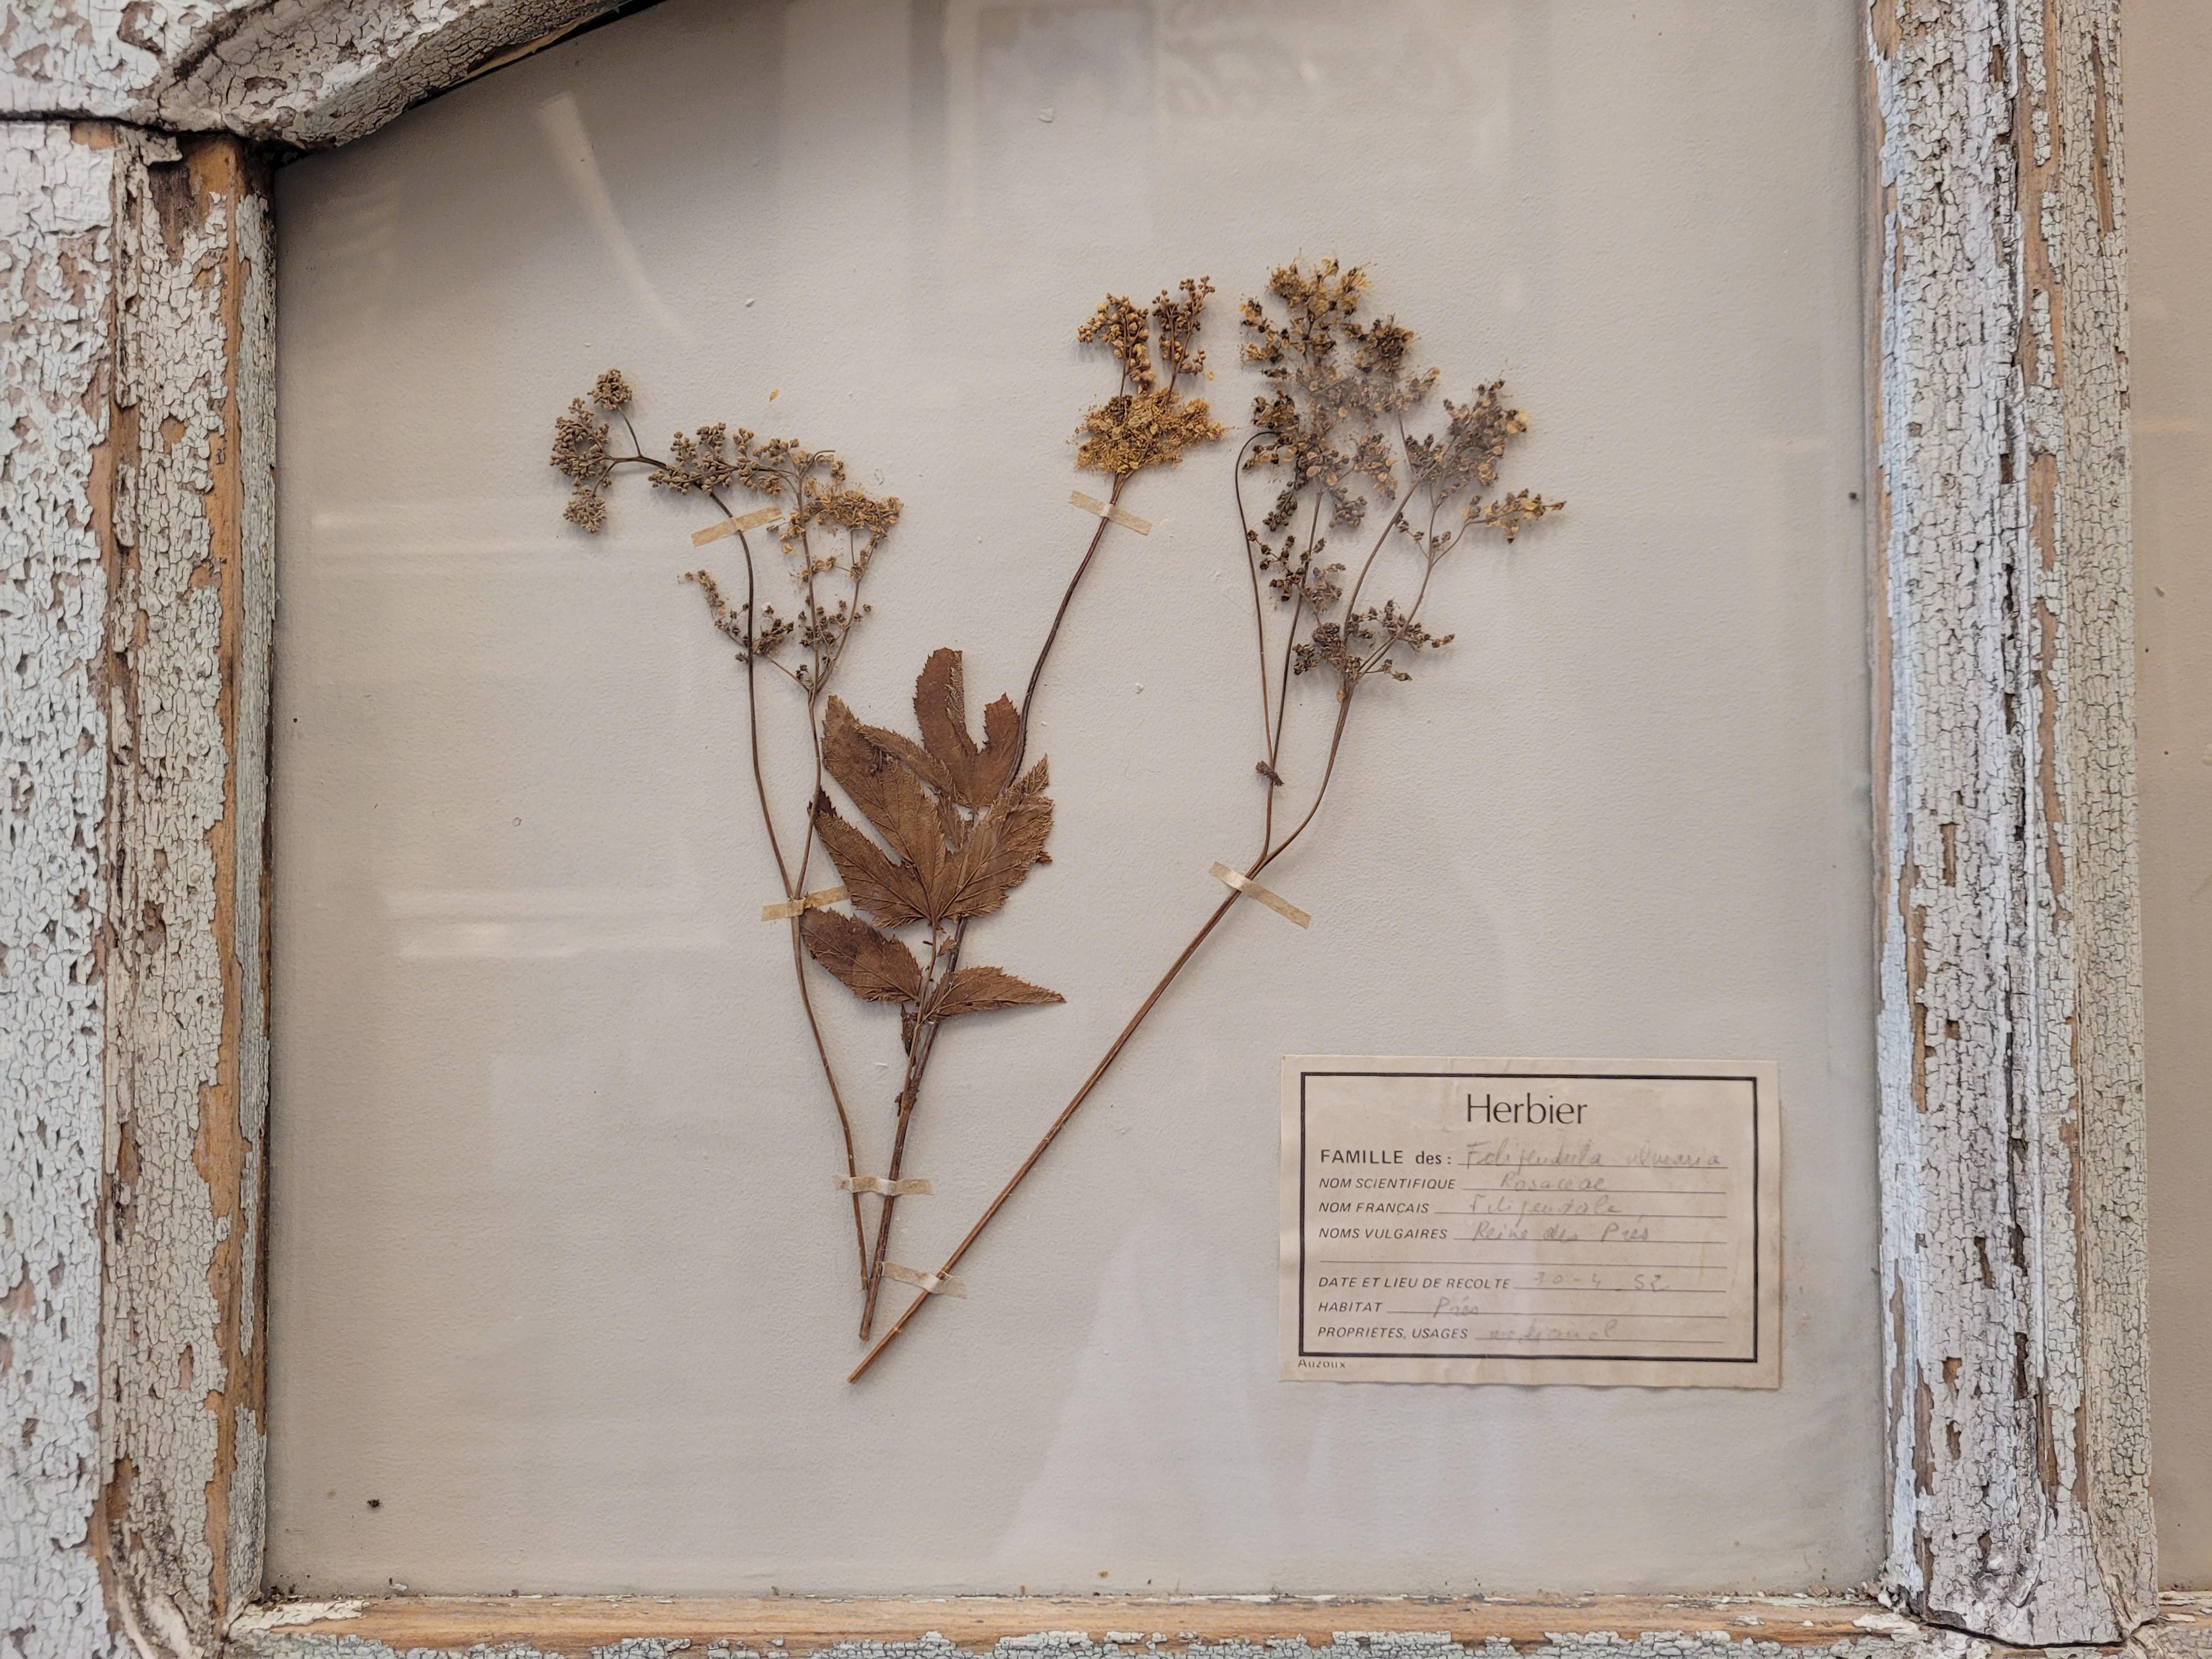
550, 260, 1558, 1373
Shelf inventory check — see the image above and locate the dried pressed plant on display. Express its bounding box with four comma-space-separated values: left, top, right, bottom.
803, 276, 1224, 1336
550, 264, 1550, 1375
806, 654, 1060, 1335
550, 276, 1224, 1338
848, 258, 1559, 1380
551, 368, 902, 1291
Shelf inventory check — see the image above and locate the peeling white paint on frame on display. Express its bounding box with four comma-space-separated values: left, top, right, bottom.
99, 128, 276, 1658
2, 115, 275, 1659
1, 114, 126, 1659
1, 0, 618, 149
1867, 0, 2150, 1644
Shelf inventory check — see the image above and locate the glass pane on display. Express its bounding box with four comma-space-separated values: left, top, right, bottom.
269, 0, 1877, 1594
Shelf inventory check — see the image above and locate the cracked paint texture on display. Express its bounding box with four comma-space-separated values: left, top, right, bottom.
98, 130, 275, 1659
1, 119, 272, 1659
1870, 0, 2150, 1644
2, 0, 614, 147
2, 116, 123, 1659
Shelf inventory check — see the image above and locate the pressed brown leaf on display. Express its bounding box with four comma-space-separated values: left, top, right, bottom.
822, 699, 946, 866
942, 757, 1054, 921
913, 648, 1023, 808
860, 720, 960, 800
802, 909, 925, 1003
832, 695, 958, 801
812, 794, 928, 927
927, 964, 1065, 1021
934, 791, 966, 851
912, 648, 977, 794
973, 693, 1021, 801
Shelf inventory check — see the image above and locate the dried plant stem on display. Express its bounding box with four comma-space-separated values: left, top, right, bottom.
1235, 432, 1273, 748
848, 267, 1558, 1375
848, 697, 1356, 1383
556, 380, 924, 1309
857, 1069, 922, 1336
1237, 445, 1337, 851
603, 441, 877, 1285
856, 917, 951, 1338
699, 488, 867, 1292
1020, 471, 1127, 755
853, 464, 1141, 1339
848, 891, 1234, 1383
788, 923, 871, 1289
1260, 493, 1326, 844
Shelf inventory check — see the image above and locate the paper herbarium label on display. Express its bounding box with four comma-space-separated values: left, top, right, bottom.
1280, 1057, 1781, 1387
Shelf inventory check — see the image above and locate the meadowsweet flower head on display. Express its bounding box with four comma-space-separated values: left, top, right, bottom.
1240, 261, 1561, 697
1073, 278, 1226, 477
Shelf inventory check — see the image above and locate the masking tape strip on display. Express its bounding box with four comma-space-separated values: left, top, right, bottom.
882, 1261, 967, 1299
693, 504, 783, 546
761, 885, 849, 921
836, 1175, 933, 1197
1069, 489, 1152, 535
1211, 860, 1312, 929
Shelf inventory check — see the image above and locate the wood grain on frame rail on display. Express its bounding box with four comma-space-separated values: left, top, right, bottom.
232, 1594, 1926, 1658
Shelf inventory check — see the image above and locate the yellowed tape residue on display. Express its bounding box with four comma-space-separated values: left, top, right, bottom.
1211, 861, 1311, 929
837, 1175, 933, 1197
882, 1261, 967, 1299
1069, 489, 1152, 535
761, 885, 849, 921
693, 504, 783, 546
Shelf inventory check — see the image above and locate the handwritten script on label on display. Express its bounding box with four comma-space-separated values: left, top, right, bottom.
1279, 1057, 1781, 1387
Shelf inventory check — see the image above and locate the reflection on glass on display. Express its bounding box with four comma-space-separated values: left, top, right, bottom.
268, 0, 1878, 1599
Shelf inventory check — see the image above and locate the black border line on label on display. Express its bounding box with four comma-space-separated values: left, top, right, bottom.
1295, 1070, 1763, 1365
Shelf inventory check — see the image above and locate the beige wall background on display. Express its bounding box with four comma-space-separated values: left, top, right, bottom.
264, 0, 1879, 1597
2127, 0, 2212, 1590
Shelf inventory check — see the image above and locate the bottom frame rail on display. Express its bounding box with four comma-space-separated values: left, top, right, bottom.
222, 1592, 2212, 1659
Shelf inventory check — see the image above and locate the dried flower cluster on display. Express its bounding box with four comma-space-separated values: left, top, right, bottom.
788, 477, 902, 560
549, 371, 913, 1301
1073, 280, 1226, 476
547, 259, 1561, 1381
1239, 259, 1561, 705
1239, 259, 1429, 532
1294, 599, 1452, 687
549, 370, 631, 530
664, 447, 900, 690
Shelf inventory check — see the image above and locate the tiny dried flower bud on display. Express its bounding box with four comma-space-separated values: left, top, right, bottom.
562, 483, 607, 532
590, 368, 634, 410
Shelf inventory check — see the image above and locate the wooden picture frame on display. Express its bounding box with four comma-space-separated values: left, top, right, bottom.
0, 2, 2160, 1652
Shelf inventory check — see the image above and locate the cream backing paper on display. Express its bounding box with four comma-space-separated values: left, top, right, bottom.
267, 0, 1879, 1590
1281, 1057, 1781, 1387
